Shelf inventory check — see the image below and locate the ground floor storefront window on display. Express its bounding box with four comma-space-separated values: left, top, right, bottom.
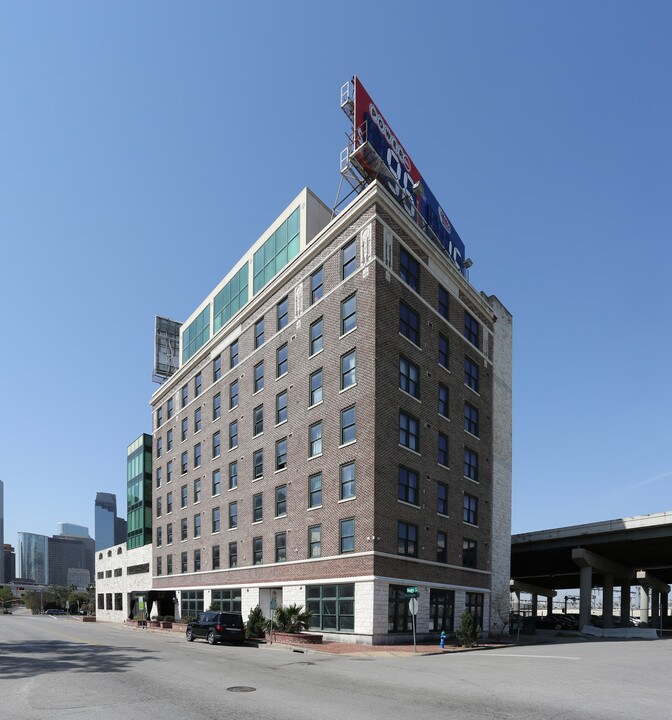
181, 590, 204, 618
388, 585, 412, 633
430, 589, 455, 632
306, 584, 354, 631
465, 592, 484, 630
211, 588, 241, 613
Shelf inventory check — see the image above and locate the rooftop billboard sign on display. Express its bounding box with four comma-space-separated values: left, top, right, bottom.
347, 76, 466, 272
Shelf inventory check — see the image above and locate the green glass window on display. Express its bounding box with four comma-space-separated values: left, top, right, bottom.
213, 263, 249, 334
182, 306, 210, 364
307, 584, 354, 632
253, 207, 301, 295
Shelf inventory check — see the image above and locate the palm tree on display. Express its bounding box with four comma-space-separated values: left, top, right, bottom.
271, 603, 313, 633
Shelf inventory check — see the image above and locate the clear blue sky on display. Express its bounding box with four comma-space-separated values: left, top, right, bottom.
1, 1, 670, 549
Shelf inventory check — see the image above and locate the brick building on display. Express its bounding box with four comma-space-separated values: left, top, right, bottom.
150, 182, 512, 643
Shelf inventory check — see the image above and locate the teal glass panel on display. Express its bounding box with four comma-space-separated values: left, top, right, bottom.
213, 263, 249, 334
253, 207, 301, 295
182, 305, 211, 363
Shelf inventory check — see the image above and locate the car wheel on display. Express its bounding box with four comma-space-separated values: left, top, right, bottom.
186, 629, 194, 642
207, 630, 217, 645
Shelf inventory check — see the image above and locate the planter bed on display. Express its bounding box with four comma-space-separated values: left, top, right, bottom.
266, 631, 323, 645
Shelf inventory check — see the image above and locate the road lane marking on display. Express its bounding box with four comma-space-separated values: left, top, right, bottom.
478, 654, 580, 660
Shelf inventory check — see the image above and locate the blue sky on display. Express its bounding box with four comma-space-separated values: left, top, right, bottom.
1, 1, 670, 549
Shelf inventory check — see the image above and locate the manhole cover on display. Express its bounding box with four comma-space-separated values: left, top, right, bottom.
227, 686, 256, 693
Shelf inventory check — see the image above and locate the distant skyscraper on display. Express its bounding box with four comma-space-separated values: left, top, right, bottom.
95, 493, 117, 551
57, 523, 90, 538
48, 534, 94, 588
3, 545, 16, 583
18, 532, 49, 584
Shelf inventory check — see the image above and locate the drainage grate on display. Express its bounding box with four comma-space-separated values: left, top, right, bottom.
226, 686, 257, 693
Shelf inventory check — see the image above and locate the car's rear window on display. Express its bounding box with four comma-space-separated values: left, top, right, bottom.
218, 613, 243, 627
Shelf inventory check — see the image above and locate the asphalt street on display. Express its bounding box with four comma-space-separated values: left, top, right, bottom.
1, 611, 671, 720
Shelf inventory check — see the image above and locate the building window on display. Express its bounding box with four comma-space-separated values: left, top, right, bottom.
156, 558, 162, 576
341, 294, 357, 335
340, 349, 356, 390
97, 594, 104, 610
399, 300, 420, 345
180, 551, 188, 573
276, 343, 288, 377
463, 494, 478, 525
253, 361, 264, 393
275, 485, 287, 517
213, 355, 222, 381
464, 448, 478, 481
277, 296, 289, 331
181, 451, 188, 474
398, 521, 418, 557
181, 484, 188, 508
181, 590, 204, 617
388, 585, 412, 632
114, 591, 123, 609
229, 420, 238, 450
399, 247, 420, 291
399, 356, 419, 398
166, 554, 173, 574
181, 417, 188, 441
254, 317, 265, 349
398, 466, 418, 505
106, 594, 112, 610
340, 405, 356, 445
229, 541, 237, 568
310, 266, 323, 304
307, 583, 354, 631
437, 482, 448, 515
309, 421, 322, 457
213, 392, 221, 420
156, 526, 163, 547
194, 514, 201, 538
430, 589, 455, 632
156, 467, 163, 489
228, 501, 238, 529
229, 379, 239, 409
310, 317, 323, 355
230, 339, 239, 368
309, 369, 323, 406
166, 492, 173, 513
212, 469, 221, 496
167, 397, 174, 419
156, 437, 162, 458
228, 462, 237, 490
253, 493, 263, 522
438, 432, 449, 467
309, 473, 322, 508
253, 537, 263, 564
181, 384, 188, 408
253, 449, 264, 480
194, 478, 201, 503
166, 460, 173, 483
465, 357, 479, 392
465, 592, 484, 630
342, 238, 357, 278
212, 507, 221, 533
212, 545, 220, 570
275, 532, 287, 562
156, 406, 163, 428
194, 443, 201, 468
340, 461, 355, 500
212, 431, 221, 458
180, 518, 188, 541
195, 372, 202, 398
308, 525, 322, 558
463, 539, 477, 568
438, 384, 449, 418
167, 523, 173, 544
253, 404, 264, 436
276, 390, 288, 424
340, 518, 355, 553
166, 429, 173, 451
276, 437, 288, 471
437, 530, 448, 563
464, 311, 480, 348
464, 402, 479, 437
399, 410, 419, 451
438, 334, 449, 369
438, 285, 449, 320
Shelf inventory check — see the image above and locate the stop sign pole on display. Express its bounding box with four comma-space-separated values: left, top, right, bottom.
407, 587, 419, 653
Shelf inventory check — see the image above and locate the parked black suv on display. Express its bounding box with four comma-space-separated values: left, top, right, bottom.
186, 611, 245, 645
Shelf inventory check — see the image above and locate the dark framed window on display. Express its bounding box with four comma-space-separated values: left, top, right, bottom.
464, 448, 478, 481
253, 493, 263, 522
438, 384, 449, 418
166, 491, 173, 513
253, 361, 264, 393
166, 429, 173, 451
166, 554, 173, 575
253, 537, 263, 565
340, 518, 355, 553
181, 484, 188, 508
157, 526, 162, 547
156, 558, 162, 576
276, 343, 288, 377
399, 356, 419, 398
276, 390, 288, 424
253, 404, 264, 436
399, 300, 420, 345
388, 585, 412, 632
167, 397, 174, 419
212, 469, 221, 496
254, 317, 265, 349
438, 285, 449, 320
253, 449, 264, 480
310, 267, 324, 304
167, 523, 173, 544
340, 461, 355, 500
398, 466, 418, 505
194, 406, 202, 433
156, 406, 163, 428
341, 294, 357, 335
340, 405, 356, 445
194, 514, 201, 538
195, 372, 202, 398
309, 369, 323, 406
438, 432, 449, 467
212, 587, 239, 612
463, 539, 477, 568
308, 525, 322, 558
277, 296, 289, 331
399, 247, 420, 291
430, 588, 455, 632
398, 521, 418, 557
156, 467, 162, 489
340, 349, 356, 390
275, 485, 287, 517
213, 392, 221, 419
229, 380, 239, 409
193, 443, 201, 468
181, 590, 203, 617
465, 357, 480, 392
399, 411, 419, 451
464, 402, 479, 437
156, 497, 162, 518
212, 545, 220, 570
156, 437, 162, 458
229, 420, 238, 449
180, 518, 188, 541
436, 530, 447, 563
230, 339, 239, 368
307, 583, 355, 631
181, 417, 188, 441
464, 311, 479, 348
275, 532, 287, 562
276, 437, 288, 471
463, 494, 478, 525
342, 239, 357, 278
181, 384, 188, 408
228, 461, 237, 490
438, 334, 449, 369
309, 473, 322, 508
166, 460, 173, 483
212, 431, 221, 458
181, 451, 188, 474
310, 317, 324, 355
229, 541, 237, 568
181, 552, 188, 573
465, 592, 484, 630
228, 501, 238, 529
213, 355, 222, 381
193, 478, 201, 503
309, 422, 322, 457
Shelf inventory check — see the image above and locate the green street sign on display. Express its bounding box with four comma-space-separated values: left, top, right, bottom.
406, 586, 419, 596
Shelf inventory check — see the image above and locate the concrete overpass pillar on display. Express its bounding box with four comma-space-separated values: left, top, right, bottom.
639, 586, 650, 626
603, 575, 614, 628
531, 594, 538, 616
579, 565, 592, 628
651, 591, 660, 626
513, 590, 520, 614
547, 595, 554, 617
620, 584, 630, 624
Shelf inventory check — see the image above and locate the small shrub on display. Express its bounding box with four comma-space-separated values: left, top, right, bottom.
269, 604, 313, 634
246, 605, 266, 638
456, 609, 481, 648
